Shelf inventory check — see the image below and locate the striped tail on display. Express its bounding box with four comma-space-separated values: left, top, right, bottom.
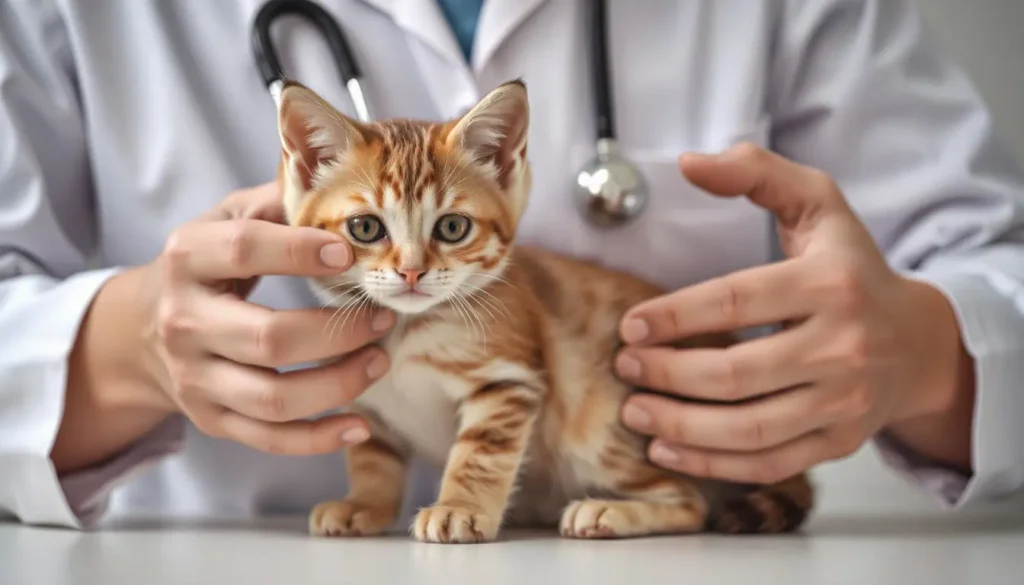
708, 474, 815, 534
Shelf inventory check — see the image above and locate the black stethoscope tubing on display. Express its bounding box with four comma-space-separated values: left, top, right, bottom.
250, 0, 614, 138
251, 0, 371, 120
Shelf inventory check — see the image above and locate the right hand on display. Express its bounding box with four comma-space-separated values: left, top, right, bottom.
139, 181, 394, 455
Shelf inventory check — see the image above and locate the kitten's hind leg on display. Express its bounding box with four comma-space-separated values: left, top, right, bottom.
560, 498, 706, 539
559, 471, 709, 539
310, 432, 409, 537
709, 473, 815, 534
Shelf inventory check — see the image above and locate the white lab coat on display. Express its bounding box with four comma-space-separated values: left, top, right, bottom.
2, 0, 1023, 529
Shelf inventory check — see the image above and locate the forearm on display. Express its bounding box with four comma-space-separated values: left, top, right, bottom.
50, 265, 173, 474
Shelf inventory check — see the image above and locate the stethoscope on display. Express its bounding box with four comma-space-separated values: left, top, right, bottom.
251, 0, 648, 227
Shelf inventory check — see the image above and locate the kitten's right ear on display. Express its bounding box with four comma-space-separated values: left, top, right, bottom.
276, 82, 367, 211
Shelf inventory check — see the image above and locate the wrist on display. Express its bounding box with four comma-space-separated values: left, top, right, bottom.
882, 277, 975, 472
68, 264, 175, 415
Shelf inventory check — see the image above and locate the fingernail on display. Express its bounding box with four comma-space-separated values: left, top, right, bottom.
365, 352, 389, 380
320, 243, 351, 268
651, 442, 680, 465
621, 318, 650, 344
622, 403, 652, 432
371, 310, 396, 332
616, 353, 642, 380
341, 427, 369, 444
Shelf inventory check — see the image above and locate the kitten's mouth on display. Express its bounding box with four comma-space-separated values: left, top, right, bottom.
391, 288, 431, 298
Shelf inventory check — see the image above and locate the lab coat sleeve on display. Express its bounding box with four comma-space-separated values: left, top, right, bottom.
0, 1, 185, 528
771, 0, 1024, 507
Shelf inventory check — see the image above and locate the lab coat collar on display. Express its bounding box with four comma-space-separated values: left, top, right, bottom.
357, 0, 465, 69
472, 0, 549, 72
357, 0, 550, 73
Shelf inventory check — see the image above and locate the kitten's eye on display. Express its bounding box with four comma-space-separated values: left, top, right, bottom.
433, 214, 471, 243
346, 215, 386, 243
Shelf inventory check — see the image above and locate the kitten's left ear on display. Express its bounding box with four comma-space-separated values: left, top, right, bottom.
276, 82, 368, 215
446, 79, 530, 198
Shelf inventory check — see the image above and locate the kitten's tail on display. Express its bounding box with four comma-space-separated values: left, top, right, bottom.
707, 473, 815, 534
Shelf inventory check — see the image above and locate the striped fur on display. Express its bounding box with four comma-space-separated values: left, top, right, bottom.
277, 80, 815, 542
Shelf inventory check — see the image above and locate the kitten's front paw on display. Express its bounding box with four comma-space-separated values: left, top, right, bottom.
309, 499, 396, 537
412, 504, 498, 544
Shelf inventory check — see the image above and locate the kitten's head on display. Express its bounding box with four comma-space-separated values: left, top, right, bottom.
275, 79, 531, 314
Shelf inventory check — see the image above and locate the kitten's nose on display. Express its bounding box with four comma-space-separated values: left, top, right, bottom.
396, 267, 425, 285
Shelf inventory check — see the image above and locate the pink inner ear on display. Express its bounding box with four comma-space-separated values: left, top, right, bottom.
281, 103, 335, 192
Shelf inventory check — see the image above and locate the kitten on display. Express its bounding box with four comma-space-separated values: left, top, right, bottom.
274, 79, 814, 543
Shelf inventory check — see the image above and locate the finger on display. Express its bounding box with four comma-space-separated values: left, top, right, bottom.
216, 411, 371, 456
195, 294, 395, 367
678, 142, 846, 230
645, 430, 846, 485
621, 384, 842, 452
616, 325, 815, 401
620, 257, 814, 345
163, 218, 354, 281
198, 182, 283, 223
200, 346, 389, 422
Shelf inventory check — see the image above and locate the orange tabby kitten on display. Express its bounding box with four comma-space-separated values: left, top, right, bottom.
274, 79, 814, 543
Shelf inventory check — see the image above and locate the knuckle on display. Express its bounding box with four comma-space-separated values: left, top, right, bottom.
826, 262, 866, 314
253, 315, 288, 366
739, 417, 768, 450
252, 382, 289, 422
156, 300, 193, 345
665, 416, 689, 445
654, 361, 678, 393
716, 279, 743, 327
841, 328, 871, 372
844, 385, 875, 419
169, 363, 202, 399
717, 352, 746, 400
226, 222, 255, 268
734, 141, 766, 163
161, 229, 191, 272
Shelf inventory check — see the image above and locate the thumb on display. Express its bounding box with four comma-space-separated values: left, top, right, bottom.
678, 143, 843, 230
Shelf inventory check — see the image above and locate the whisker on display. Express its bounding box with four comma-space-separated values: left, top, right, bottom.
446, 291, 474, 340
454, 290, 490, 347
460, 283, 511, 319
324, 291, 364, 338
327, 285, 374, 338
468, 272, 523, 294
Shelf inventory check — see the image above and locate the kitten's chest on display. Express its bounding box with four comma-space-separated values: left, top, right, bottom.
353, 325, 469, 466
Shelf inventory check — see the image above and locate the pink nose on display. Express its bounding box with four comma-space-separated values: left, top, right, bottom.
397, 268, 425, 285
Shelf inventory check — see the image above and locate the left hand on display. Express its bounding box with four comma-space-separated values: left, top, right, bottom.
615, 143, 969, 485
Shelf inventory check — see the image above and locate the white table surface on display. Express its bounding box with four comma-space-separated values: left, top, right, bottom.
3, 510, 1024, 585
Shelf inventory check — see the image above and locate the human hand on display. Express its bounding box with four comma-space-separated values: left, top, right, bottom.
614, 144, 971, 484
138, 181, 395, 455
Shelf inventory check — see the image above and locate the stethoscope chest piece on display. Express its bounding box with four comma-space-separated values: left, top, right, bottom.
574, 138, 649, 228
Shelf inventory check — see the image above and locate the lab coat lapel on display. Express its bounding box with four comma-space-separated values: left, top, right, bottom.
472, 0, 550, 72
357, 0, 466, 69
